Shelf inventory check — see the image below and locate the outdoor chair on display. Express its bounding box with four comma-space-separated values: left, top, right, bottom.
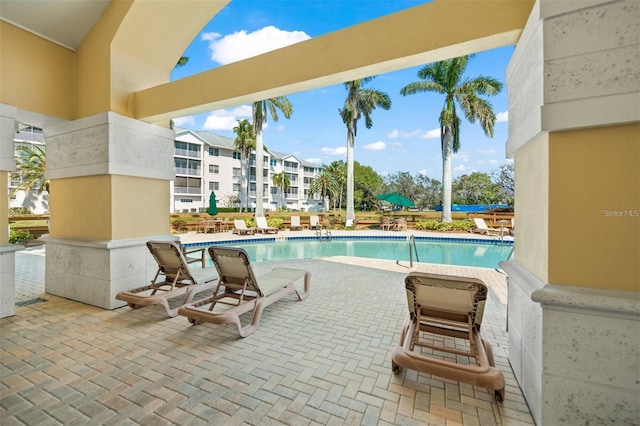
290, 216, 304, 231
391, 272, 505, 401
178, 246, 311, 337
233, 219, 256, 235
309, 215, 321, 230
396, 217, 408, 231
203, 219, 218, 233
256, 216, 279, 234
471, 218, 502, 236
115, 240, 218, 317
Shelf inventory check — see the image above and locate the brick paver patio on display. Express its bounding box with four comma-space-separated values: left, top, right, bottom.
2, 231, 533, 425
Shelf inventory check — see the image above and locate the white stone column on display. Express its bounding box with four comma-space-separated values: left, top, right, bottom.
504, 1, 640, 424
43, 112, 176, 309
0, 104, 21, 318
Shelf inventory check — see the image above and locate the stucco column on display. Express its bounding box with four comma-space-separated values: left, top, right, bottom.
503, 1, 639, 424
42, 112, 175, 309
0, 104, 22, 318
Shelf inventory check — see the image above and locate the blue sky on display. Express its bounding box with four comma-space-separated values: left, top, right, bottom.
171, 0, 513, 180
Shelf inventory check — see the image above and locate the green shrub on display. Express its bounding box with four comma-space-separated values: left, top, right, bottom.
10, 229, 33, 243
9, 207, 31, 215
415, 219, 473, 232
170, 219, 187, 231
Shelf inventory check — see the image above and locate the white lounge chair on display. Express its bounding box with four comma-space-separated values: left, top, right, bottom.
178, 246, 310, 337
115, 241, 218, 317
471, 218, 502, 236
290, 216, 304, 231
233, 219, 256, 235
256, 216, 278, 234
309, 215, 321, 230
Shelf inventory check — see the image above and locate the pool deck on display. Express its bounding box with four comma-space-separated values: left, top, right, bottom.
3, 229, 533, 425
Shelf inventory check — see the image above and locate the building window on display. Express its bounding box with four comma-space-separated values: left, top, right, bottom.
209, 164, 219, 174
232, 167, 241, 177
209, 182, 219, 190
233, 151, 242, 160
208, 147, 219, 156
180, 198, 193, 203
233, 183, 241, 192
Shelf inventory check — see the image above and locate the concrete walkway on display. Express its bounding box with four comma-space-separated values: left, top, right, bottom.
3, 230, 532, 425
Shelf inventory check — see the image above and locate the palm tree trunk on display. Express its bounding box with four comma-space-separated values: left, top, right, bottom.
441, 128, 454, 223
346, 128, 355, 224
240, 159, 246, 213
255, 131, 264, 217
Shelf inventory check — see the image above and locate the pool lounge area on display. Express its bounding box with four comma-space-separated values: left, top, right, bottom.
3, 230, 534, 425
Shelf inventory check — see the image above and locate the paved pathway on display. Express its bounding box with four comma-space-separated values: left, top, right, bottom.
2, 230, 532, 425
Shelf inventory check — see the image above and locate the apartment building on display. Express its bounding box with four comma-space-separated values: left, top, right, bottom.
172, 128, 323, 213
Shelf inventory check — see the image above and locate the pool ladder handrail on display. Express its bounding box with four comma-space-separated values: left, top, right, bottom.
408, 234, 419, 268
315, 225, 331, 240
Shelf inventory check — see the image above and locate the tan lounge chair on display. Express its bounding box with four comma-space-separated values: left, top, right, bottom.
256, 216, 279, 234
115, 241, 218, 317
178, 246, 310, 337
233, 219, 256, 235
309, 215, 321, 230
471, 218, 502, 236
290, 216, 304, 231
391, 272, 505, 401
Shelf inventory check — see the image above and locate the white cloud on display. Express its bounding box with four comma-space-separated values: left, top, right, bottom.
496, 111, 508, 123
422, 128, 440, 139
172, 116, 195, 127
202, 105, 252, 131
453, 164, 468, 172
386, 129, 435, 139
202, 26, 311, 65
322, 146, 347, 156
417, 169, 430, 176
305, 157, 323, 164
477, 149, 497, 155
276, 125, 285, 132
454, 152, 470, 162
363, 141, 386, 151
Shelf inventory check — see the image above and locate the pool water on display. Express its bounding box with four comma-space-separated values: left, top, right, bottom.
197, 237, 513, 269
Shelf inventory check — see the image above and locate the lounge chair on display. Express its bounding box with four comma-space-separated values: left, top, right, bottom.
256, 216, 279, 234
309, 215, 321, 230
391, 272, 505, 401
396, 217, 408, 231
233, 219, 256, 235
180, 241, 206, 267
115, 241, 218, 317
290, 216, 304, 231
380, 216, 394, 231
178, 246, 311, 337
471, 218, 502, 236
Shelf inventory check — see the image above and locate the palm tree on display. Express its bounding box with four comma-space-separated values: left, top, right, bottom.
324, 161, 347, 210
11, 144, 48, 196
400, 55, 502, 222
339, 77, 391, 225
308, 169, 339, 212
232, 119, 255, 213
272, 171, 290, 210
252, 97, 293, 217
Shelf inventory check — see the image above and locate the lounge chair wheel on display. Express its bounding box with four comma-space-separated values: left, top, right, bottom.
495, 389, 505, 402
392, 361, 400, 374
128, 303, 140, 309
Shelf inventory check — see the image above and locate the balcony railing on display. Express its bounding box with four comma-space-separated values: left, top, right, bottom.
174, 167, 201, 176
174, 148, 200, 158
174, 186, 202, 194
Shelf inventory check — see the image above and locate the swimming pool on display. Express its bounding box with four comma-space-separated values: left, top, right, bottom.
186, 236, 513, 269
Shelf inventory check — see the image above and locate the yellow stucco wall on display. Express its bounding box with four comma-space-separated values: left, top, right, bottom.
514, 133, 550, 283
548, 124, 640, 291
111, 175, 169, 240
0, 22, 76, 120
49, 176, 113, 240
49, 175, 169, 240
1, 173, 8, 244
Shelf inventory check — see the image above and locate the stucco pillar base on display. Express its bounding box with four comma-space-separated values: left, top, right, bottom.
42, 235, 176, 310
0, 245, 24, 318
502, 260, 640, 425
